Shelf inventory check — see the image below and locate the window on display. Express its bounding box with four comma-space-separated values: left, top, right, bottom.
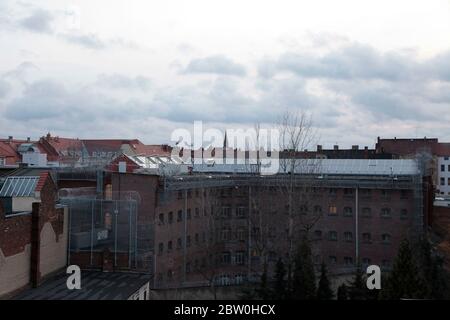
187, 209, 191, 220
186, 236, 191, 247
400, 190, 409, 199
362, 233, 371, 243
328, 206, 337, 215
344, 188, 353, 196
168, 240, 173, 251
235, 251, 245, 265
186, 262, 191, 273
314, 230, 322, 240
0, 157, 5, 166
400, 209, 408, 220
167, 270, 173, 279
448, 165, 450, 171
236, 206, 247, 218
202, 232, 206, 243
446, 157, 450, 161
177, 238, 182, 249
177, 191, 183, 199
329, 188, 337, 195
361, 189, 372, 197
344, 257, 353, 265
328, 231, 338, 241
177, 210, 183, 222
381, 208, 391, 218
158, 213, 164, 224
343, 207, 353, 217
344, 231, 353, 242
441, 178, 446, 186
195, 208, 200, 217
448, 178, 450, 186
313, 205, 322, 214
158, 242, 164, 254
168, 212, 173, 224
221, 206, 232, 218
194, 259, 199, 270
382, 233, 391, 244
221, 252, 231, 265
329, 256, 337, 264
441, 164, 446, 172
362, 207, 371, 218
195, 189, 200, 197
220, 227, 232, 241
195, 233, 199, 244
236, 227, 246, 241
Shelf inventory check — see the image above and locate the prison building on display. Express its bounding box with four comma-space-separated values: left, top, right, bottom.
69, 158, 425, 289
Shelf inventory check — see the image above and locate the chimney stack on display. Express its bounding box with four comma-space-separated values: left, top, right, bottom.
333, 145, 339, 150
352, 145, 359, 150
8, 136, 13, 142
317, 145, 322, 152
27, 137, 31, 142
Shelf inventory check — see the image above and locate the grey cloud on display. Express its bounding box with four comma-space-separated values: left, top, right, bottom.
0, 79, 11, 98
62, 33, 107, 50
19, 8, 54, 33
96, 74, 151, 91
4, 79, 147, 122
261, 44, 413, 81
183, 55, 246, 76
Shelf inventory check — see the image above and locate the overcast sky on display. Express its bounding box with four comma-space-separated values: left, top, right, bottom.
1, 0, 450, 148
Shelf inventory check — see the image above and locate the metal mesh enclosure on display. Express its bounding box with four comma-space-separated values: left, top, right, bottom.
64, 199, 153, 274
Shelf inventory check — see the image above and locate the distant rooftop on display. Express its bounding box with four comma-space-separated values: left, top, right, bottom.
192, 159, 419, 176
14, 271, 151, 300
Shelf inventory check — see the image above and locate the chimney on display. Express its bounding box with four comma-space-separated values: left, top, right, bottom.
317, 145, 322, 152
8, 136, 13, 142
352, 145, 359, 150
27, 137, 31, 142
46, 132, 51, 140
333, 145, 339, 151
364, 146, 368, 151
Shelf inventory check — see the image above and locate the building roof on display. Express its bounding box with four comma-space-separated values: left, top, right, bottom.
0, 170, 51, 197
192, 159, 419, 176
14, 272, 151, 300
0, 176, 40, 197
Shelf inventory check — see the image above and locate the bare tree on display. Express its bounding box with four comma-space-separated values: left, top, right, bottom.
276, 110, 321, 290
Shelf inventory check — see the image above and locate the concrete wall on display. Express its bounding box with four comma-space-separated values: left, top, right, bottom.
0, 245, 31, 297
39, 208, 68, 277
12, 197, 38, 212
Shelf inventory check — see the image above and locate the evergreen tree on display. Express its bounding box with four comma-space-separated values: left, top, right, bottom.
337, 283, 348, 300
256, 263, 271, 299
292, 239, 316, 300
381, 239, 424, 299
316, 263, 333, 300
272, 258, 287, 299
415, 237, 449, 299
348, 265, 368, 300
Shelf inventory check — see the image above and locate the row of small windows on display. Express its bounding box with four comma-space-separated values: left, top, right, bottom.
440, 177, 450, 186
319, 256, 391, 267
323, 206, 408, 219
314, 230, 392, 243
328, 188, 409, 199
158, 206, 248, 224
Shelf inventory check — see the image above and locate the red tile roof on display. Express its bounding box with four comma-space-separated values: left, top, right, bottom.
35, 171, 50, 192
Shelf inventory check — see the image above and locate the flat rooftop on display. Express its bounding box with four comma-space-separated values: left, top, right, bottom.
14, 271, 151, 300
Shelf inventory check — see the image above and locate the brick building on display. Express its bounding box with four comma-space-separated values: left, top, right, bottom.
64, 158, 428, 290
0, 170, 68, 298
